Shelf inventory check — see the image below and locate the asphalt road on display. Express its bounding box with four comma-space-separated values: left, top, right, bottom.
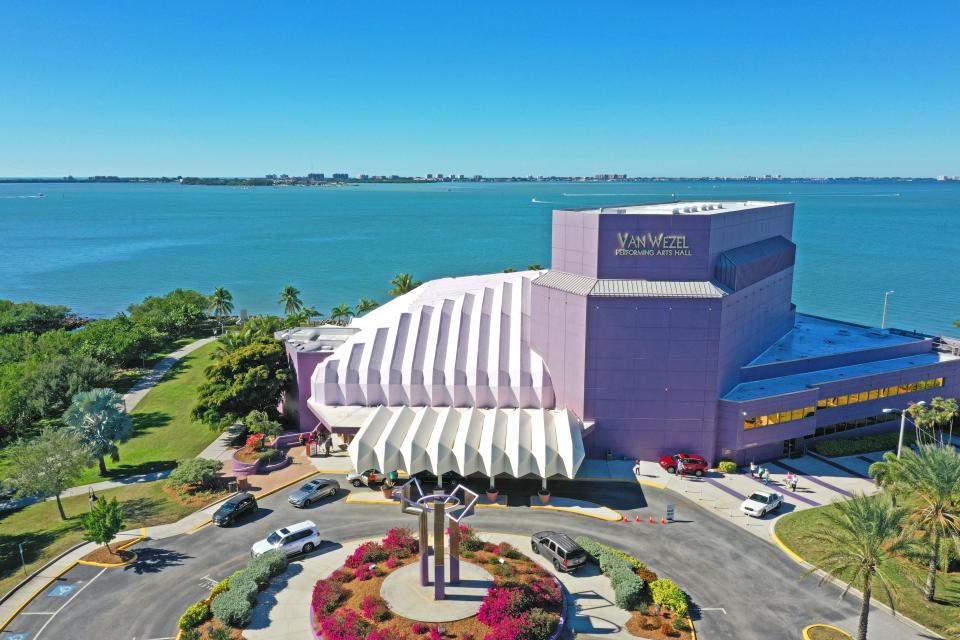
0, 479, 936, 640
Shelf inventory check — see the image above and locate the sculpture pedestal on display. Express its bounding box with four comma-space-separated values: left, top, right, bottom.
380, 557, 494, 623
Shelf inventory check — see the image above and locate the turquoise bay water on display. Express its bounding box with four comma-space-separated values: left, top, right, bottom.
0, 181, 957, 337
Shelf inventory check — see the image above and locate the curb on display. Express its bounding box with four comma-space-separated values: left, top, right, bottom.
687, 615, 697, 640
0, 541, 87, 606
77, 528, 147, 567
768, 520, 945, 639
803, 623, 852, 639
529, 503, 623, 522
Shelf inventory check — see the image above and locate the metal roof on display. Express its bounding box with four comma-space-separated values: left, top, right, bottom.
533, 270, 728, 299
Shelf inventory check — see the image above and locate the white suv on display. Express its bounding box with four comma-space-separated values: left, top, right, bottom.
251, 520, 322, 557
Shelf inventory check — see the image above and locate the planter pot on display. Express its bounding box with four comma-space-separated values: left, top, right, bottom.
381, 484, 395, 499
486, 489, 499, 502
537, 490, 551, 505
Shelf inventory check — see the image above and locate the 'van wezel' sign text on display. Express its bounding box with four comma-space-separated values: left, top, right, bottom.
615, 232, 693, 257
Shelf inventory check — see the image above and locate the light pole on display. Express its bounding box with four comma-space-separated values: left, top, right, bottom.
883, 400, 924, 458
881, 290, 895, 329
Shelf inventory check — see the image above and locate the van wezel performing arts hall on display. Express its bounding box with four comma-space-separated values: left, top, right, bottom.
280, 201, 960, 481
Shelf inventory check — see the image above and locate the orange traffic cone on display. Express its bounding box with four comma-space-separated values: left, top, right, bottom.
660, 517, 668, 525
635, 516, 642, 522
648, 516, 654, 524
623, 517, 630, 522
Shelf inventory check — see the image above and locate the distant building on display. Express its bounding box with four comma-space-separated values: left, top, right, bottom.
307, 173, 325, 181
332, 173, 349, 180
265, 174, 278, 180
359, 174, 370, 180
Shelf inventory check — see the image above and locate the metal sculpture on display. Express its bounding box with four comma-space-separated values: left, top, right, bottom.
399, 477, 479, 600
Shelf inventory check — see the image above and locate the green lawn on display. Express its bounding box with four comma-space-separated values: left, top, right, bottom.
69, 340, 221, 486
110, 335, 207, 394
0, 482, 206, 596
776, 507, 960, 637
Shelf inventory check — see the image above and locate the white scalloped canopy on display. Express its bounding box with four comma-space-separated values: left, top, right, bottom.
348, 406, 585, 479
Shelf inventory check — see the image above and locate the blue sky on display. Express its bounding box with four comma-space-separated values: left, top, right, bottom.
1, 1, 957, 177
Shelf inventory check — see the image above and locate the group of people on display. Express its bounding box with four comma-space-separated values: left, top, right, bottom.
298, 427, 334, 456
748, 461, 801, 491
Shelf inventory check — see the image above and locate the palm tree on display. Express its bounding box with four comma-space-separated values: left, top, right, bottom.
278, 285, 303, 316
805, 493, 910, 640
871, 444, 960, 602
503, 267, 517, 273
388, 273, 422, 297
210, 287, 234, 332
356, 298, 379, 316
63, 388, 134, 476
330, 303, 355, 326
931, 397, 959, 442
527, 264, 544, 270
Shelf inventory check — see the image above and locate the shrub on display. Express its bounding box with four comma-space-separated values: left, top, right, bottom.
650, 578, 689, 619
319, 607, 371, 640
614, 574, 646, 610
211, 575, 232, 598
383, 527, 418, 555
168, 458, 224, 491
250, 548, 289, 579
456, 524, 484, 551
311, 579, 345, 616
181, 629, 201, 640
717, 459, 738, 474
493, 562, 516, 578
602, 546, 645, 572
412, 622, 429, 634
209, 627, 231, 640
385, 555, 399, 570
605, 564, 636, 589
814, 430, 902, 457
497, 542, 523, 560
255, 447, 284, 463
661, 621, 679, 637
210, 589, 253, 628
245, 433, 265, 450
345, 541, 388, 568
599, 550, 630, 576
525, 608, 560, 639
527, 576, 562, 608
672, 617, 688, 631
330, 567, 354, 583
574, 536, 604, 561
178, 601, 211, 630
361, 595, 392, 622
226, 570, 259, 603
367, 628, 407, 640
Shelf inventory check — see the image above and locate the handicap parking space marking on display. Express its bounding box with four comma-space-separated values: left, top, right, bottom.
46, 584, 77, 597
4, 634, 30, 640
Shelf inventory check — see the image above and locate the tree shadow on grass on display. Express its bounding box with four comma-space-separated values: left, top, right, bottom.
119, 496, 164, 522
0, 528, 77, 580
129, 410, 172, 439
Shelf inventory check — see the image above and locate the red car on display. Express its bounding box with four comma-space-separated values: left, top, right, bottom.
659, 453, 708, 477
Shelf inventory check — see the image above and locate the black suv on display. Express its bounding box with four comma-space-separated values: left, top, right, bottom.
213, 492, 258, 527
530, 531, 587, 572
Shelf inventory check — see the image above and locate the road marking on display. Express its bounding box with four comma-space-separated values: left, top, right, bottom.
199, 575, 218, 589
699, 607, 727, 614
18, 612, 55, 615
33, 568, 105, 639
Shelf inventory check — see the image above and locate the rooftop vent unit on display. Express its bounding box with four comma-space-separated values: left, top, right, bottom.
615, 208, 626, 214
672, 207, 681, 214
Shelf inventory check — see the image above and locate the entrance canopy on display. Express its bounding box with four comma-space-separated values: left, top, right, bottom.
348, 406, 586, 479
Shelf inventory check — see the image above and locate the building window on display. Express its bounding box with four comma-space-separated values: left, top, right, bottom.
743, 405, 817, 430
814, 377, 945, 416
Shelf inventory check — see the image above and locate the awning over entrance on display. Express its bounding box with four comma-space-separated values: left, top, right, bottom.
348, 406, 586, 479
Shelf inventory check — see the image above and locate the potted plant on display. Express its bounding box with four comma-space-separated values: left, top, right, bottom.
486, 485, 499, 502
381, 480, 395, 499
537, 488, 551, 504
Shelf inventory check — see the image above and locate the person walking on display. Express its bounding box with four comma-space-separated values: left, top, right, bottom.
632, 459, 641, 477
761, 468, 770, 485
784, 471, 793, 489
749, 461, 757, 478
790, 474, 799, 492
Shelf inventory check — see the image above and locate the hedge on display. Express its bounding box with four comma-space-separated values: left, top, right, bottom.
211, 589, 253, 628
577, 536, 648, 611
614, 574, 647, 610
650, 578, 689, 618
575, 536, 645, 571
814, 430, 910, 457
178, 601, 211, 630
717, 460, 738, 473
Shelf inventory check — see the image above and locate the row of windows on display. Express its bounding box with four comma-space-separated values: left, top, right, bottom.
816, 378, 944, 409
803, 412, 899, 439
743, 406, 815, 430
742, 377, 945, 431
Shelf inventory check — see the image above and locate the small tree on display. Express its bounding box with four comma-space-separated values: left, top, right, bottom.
6, 428, 92, 519
278, 285, 303, 316
245, 410, 283, 439
82, 496, 124, 554
168, 458, 224, 492
388, 273, 422, 297
63, 388, 134, 476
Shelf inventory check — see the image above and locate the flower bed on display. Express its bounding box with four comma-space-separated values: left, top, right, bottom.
311, 526, 564, 640
231, 443, 290, 475
575, 536, 692, 640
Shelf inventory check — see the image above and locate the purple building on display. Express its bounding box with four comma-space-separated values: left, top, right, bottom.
282, 201, 960, 471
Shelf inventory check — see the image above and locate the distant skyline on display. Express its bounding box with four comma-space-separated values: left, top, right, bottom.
2, 1, 958, 178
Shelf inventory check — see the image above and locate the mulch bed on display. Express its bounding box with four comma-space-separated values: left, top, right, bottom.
80, 545, 137, 565
625, 606, 693, 640
162, 484, 231, 508
186, 618, 246, 640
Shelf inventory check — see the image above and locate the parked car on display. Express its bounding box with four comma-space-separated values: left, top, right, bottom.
658, 453, 708, 477
740, 490, 783, 517
212, 492, 258, 527
288, 478, 339, 507
347, 469, 386, 488
251, 520, 322, 557
530, 531, 587, 572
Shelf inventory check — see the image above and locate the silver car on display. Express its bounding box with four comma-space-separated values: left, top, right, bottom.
346, 469, 385, 488
288, 478, 339, 507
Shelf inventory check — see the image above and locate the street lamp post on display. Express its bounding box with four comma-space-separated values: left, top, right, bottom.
881, 290, 895, 329
883, 400, 924, 458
